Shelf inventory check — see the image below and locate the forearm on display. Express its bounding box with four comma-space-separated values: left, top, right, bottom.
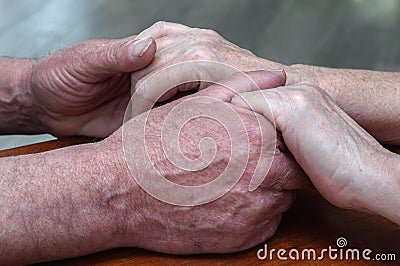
0, 57, 44, 134
287, 64, 400, 145
0, 142, 126, 264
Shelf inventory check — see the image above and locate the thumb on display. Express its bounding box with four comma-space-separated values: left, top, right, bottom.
86, 37, 156, 78
231, 88, 283, 131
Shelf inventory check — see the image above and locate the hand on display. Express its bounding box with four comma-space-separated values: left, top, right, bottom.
130, 22, 400, 147
0, 70, 305, 264
232, 79, 400, 224
30, 36, 156, 137
128, 21, 288, 112
104, 70, 306, 254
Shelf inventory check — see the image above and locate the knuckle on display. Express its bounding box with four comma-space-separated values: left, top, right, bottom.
289, 83, 328, 109
153, 20, 168, 30
185, 46, 213, 61
291, 90, 314, 109
242, 47, 255, 56
202, 28, 220, 37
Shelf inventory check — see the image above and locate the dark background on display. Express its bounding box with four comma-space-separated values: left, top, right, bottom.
1, 0, 399, 148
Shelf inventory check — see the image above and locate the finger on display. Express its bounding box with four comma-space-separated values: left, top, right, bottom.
200, 69, 287, 102
85, 37, 156, 79
130, 45, 176, 86
130, 61, 234, 116
132, 67, 285, 117
231, 89, 282, 127
137, 21, 191, 39
198, 70, 285, 191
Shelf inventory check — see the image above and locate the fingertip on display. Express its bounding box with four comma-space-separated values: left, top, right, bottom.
84, 37, 155, 77
267, 68, 286, 86
140, 37, 157, 61
130, 37, 156, 58
128, 37, 156, 71
241, 69, 286, 91
271, 69, 287, 85
262, 69, 286, 87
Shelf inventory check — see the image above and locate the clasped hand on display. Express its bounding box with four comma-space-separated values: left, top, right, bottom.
18, 21, 400, 257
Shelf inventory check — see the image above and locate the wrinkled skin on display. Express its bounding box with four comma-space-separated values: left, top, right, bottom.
232, 81, 400, 225
131, 22, 286, 104
30, 36, 156, 137
103, 71, 306, 254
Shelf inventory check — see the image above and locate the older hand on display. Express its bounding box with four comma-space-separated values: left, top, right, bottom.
0, 70, 305, 264
232, 79, 400, 224
30, 36, 156, 137
129, 22, 287, 111
104, 70, 306, 254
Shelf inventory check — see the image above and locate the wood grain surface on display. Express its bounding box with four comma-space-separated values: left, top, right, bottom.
1, 139, 399, 265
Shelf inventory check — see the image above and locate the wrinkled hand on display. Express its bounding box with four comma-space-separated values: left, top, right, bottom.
30, 36, 156, 137
103, 70, 306, 254
232, 79, 399, 223
129, 21, 285, 111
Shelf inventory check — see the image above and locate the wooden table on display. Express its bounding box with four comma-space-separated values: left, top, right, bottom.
1, 138, 399, 265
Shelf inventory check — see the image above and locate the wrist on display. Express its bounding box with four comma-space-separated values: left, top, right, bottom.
0, 58, 45, 134
352, 149, 400, 224
15, 58, 43, 132
26, 58, 48, 133
97, 133, 148, 248
370, 151, 400, 224
48, 142, 128, 252
43, 141, 136, 253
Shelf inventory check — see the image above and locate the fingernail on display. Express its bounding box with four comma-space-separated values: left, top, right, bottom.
130, 37, 153, 57
270, 68, 284, 73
